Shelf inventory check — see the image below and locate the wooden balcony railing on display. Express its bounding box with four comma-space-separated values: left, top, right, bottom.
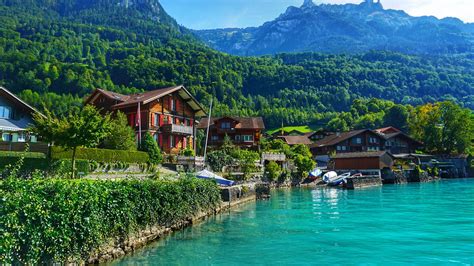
161, 124, 193, 136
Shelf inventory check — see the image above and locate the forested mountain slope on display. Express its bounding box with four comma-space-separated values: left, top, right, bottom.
196, 0, 474, 56
0, 0, 473, 128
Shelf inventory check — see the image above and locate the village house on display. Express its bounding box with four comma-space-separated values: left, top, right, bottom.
310, 129, 386, 156
0, 87, 46, 152
276, 135, 312, 146
197, 117, 265, 149
86, 85, 206, 154
375, 127, 423, 154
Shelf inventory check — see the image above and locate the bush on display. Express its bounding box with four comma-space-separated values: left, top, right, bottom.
139, 132, 162, 164
266, 161, 281, 181
0, 151, 46, 159
0, 177, 221, 264
51, 147, 149, 163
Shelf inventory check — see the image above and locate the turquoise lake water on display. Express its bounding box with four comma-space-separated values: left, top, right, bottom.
114, 179, 474, 265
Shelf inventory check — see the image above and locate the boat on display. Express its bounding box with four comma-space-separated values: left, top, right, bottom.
308, 168, 323, 180
323, 171, 351, 186
196, 170, 235, 186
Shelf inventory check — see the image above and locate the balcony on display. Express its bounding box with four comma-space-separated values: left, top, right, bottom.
161, 124, 194, 136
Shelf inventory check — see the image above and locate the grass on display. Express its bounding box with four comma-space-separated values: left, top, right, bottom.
267, 125, 318, 135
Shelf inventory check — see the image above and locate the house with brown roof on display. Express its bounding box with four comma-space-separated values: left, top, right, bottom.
197, 117, 265, 149
86, 86, 206, 154
0, 87, 47, 152
375, 127, 423, 154
310, 129, 385, 156
276, 135, 312, 146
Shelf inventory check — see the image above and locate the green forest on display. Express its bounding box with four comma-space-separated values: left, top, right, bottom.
0, 1, 473, 129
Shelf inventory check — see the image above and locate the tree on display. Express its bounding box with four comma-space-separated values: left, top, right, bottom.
384, 105, 409, 130
140, 132, 162, 164
31, 105, 111, 178
266, 161, 281, 182
409, 101, 474, 154
102, 111, 137, 151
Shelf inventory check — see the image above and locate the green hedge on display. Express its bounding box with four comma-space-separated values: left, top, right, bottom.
1, 177, 221, 264
51, 147, 149, 163
0, 151, 46, 159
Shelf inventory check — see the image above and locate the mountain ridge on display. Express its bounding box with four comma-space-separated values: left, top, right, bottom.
195, 0, 474, 56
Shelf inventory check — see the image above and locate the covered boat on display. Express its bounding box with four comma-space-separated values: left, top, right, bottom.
196, 170, 235, 186
323, 171, 351, 186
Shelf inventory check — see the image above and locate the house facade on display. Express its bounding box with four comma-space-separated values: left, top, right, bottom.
310, 129, 385, 156
0, 87, 40, 143
86, 86, 206, 154
375, 127, 423, 154
197, 117, 265, 149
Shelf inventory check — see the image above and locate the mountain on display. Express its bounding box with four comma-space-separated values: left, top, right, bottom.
0, 0, 473, 129
195, 0, 474, 56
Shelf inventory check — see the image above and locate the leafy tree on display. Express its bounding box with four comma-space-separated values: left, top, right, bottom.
409, 101, 474, 154
140, 132, 162, 164
102, 111, 137, 151
266, 161, 281, 182
31, 105, 111, 178
384, 105, 409, 130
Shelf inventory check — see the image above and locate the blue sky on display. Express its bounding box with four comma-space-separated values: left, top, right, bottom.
160, 0, 474, 30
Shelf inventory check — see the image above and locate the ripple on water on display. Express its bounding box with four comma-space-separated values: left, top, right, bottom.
113, 179, 474, 265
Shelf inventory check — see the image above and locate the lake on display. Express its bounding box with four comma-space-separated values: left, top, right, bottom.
113, 179, 474, 265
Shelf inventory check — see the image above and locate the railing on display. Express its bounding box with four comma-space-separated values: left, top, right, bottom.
161, 124, 193, 135
177, 156, 205, 166
0, 142, 49, 154
262, 153, 286, 162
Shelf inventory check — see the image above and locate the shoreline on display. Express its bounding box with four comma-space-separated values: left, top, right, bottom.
87, 192, 257, 264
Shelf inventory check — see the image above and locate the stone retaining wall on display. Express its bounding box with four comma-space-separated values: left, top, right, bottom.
86, 189, 256, 264
344, 176, 382, 190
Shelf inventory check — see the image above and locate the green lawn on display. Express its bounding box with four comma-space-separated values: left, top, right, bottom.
267, 125, 318, 135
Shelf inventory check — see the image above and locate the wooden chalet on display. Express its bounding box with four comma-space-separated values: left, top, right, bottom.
197, 117, 265, 149
375, 127, 423, 154
276, 135, 312, 146
86, 86, 206, 154
0, 87, 47, 153
310, 129, 385, 156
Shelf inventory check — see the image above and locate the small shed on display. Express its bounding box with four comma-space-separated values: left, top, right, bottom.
331, 151, 395, 170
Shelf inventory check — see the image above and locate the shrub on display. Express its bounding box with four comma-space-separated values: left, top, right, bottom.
0, 177, 221, 264
139, 132, 162, 164
102, 111, 137, 151
51, 147, 149, 163
266, 161, 281, 182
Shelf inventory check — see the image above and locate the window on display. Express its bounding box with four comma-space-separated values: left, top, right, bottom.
0, 106, 12, 119
243, 135, 253, 142
171, 99, 176, 111
2, 133, 11, 142
154, 114, 159, 126
18, 132, 26, 142
221, 122, 231, 129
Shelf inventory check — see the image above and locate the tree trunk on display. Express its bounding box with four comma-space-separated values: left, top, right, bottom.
71, 146, 77, 179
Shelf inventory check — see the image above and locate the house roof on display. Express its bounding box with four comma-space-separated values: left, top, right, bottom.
197, 117, 265, 130
375, 126, 401, 134
376, 131, 423, 146
277, 135, 312, 145
0, 87, 44, 119
332, 151, 392, 159
310, 129, 373, 148
87, 86, 206, 116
